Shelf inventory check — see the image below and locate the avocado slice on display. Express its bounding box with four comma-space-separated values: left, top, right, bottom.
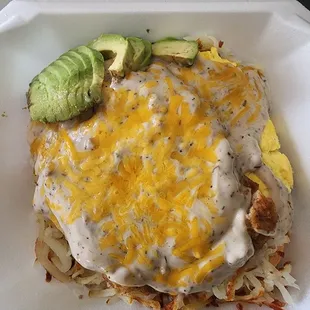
127, 37, 152, 71
88, 34, 133, 77
127, 37, 146, 71
140, 39, 152, 70
28, 46, 104, 123
75, 46, 103, 104
157, 37, 178, 42
152, 39, 198, 66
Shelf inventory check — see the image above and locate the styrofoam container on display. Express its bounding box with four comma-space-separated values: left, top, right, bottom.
0, 1, 310, 309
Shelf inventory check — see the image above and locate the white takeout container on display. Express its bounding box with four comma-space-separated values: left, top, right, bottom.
1, 1, 310, 309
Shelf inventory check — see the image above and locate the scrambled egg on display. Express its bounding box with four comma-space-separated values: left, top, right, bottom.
247, 119, 293, 193
260, 119, 280, 152
200, 47, 237, 67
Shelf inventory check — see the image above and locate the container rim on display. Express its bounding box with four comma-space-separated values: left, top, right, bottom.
0, 0, 310, 33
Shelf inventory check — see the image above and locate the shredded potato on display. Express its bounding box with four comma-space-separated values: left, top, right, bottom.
89, 288, 117, 298
43, 231, 72, 273
34, 216, 298, 309
34, 239, 71, 283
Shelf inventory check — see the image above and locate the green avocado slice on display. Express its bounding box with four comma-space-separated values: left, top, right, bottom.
88, 34, 133, 77
152, 39, 198, 66
54, 57, 81, 115
127, 37, 146, 71
59, 52, 88, 116
75, 46, 104, 104
140, 39, 152, 70
28, 46, 104, 123
157, 37, 178, 42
